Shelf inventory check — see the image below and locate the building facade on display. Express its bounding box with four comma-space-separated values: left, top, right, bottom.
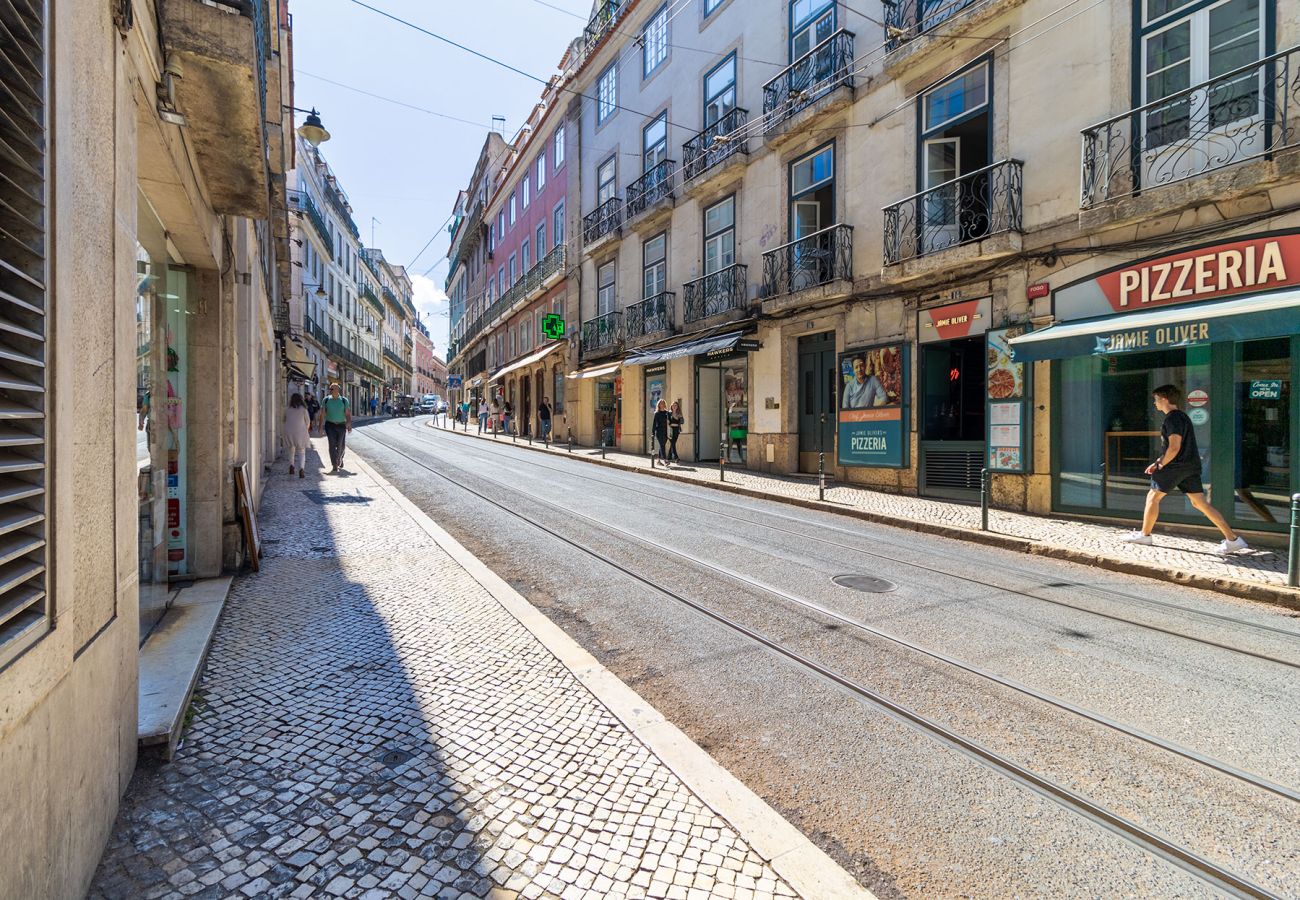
1, 0, 296, 894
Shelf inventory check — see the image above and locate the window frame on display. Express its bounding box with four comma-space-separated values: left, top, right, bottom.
921, 59, 991, 136
643, 113, 669, 171
554, 129, 566, 169
597, 260, 617, 316
703, 52, 738, 128
643, 4, 670, 77
703, 194, 737, 275
553, 200, 566, 247
643, 232, 668, 299
597, 63, 619, 124
536, 153, 547, 190
789, 0, 836, 61
509, 193, 517, 226
522, 174, 531, 210
597, 155, 618, 205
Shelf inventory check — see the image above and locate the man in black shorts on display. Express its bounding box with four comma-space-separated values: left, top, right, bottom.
1121, 384, 1247, 555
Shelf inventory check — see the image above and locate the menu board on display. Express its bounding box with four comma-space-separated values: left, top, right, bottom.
986, 326, 1030, 472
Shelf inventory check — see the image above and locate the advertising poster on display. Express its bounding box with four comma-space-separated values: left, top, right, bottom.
837, 344, 907, 468
987, 326, 1030, 471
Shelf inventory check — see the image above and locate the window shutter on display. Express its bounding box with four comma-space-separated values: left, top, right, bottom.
0, 0, 50, 659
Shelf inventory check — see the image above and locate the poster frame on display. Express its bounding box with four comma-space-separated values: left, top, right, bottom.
836, 342, 910, 469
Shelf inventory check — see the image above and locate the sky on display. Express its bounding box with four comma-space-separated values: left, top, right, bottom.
291, 0, 589, 357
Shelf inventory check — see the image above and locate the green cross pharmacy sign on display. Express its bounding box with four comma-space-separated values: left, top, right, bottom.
541, 313, 566, 341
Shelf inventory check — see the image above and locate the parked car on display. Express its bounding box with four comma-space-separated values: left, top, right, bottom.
392, 395, 415, 417
417, 395, 438, 414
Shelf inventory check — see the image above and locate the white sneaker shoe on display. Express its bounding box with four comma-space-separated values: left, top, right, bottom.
1120, 530, 1153, 545
1215, 536, 1248, 555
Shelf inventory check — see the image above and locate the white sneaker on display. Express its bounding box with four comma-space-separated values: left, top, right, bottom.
1215, 536, 1248, 555
1120, 531, 1153, 545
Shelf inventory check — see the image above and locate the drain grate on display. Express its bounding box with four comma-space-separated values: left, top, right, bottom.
832, 574, 897, 593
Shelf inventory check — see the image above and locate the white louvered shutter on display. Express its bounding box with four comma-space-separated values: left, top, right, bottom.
0, 0, 49, 661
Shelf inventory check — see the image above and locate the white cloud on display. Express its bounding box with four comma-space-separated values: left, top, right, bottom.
411, 274, 451, 356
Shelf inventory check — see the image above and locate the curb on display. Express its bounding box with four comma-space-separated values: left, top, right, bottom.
422, 421, 1300, 612
347, 448, 877, 900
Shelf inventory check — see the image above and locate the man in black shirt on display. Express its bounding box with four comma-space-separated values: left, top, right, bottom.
1122, 384, 1247, 554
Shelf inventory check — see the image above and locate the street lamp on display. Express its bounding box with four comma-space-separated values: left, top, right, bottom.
285, 106, 331, 146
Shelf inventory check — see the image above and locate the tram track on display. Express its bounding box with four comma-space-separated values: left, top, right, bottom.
411, 419, 1300, 662
358, 424, 1294, 899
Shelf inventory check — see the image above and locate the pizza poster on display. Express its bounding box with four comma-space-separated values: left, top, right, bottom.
837, 344, 908, 468
986, 327, 1030, 472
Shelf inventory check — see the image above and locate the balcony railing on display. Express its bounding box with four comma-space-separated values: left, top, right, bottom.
683, 109, 749, 182
883, 159, 1023, 266
583, 197, 623, 245
305, 316, 329, 348
455, 244, 567, 349
581, 311, 622, 355
762, 31, 855, 133
883, 0, 981, 49
684, 264, 749, 322
382, 285, 397, 305
288, 190, 331, 250
626, 160, 675, 220
762, 224, 854, 297
360, 283, 384, 314
583, 0, 624, 52
1081, 47, 1300, 208
625, 292, 675, 340
384, 345, 410, 371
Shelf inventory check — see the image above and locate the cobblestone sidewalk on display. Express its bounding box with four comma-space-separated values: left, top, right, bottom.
432, 420, 1294, 596
89, 440, 822, 900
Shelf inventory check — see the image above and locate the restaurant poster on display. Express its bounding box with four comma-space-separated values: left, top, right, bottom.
837, 343, 908, 468
986, 326, 1031, 472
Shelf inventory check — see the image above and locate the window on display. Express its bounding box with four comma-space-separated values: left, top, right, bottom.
923, 62, 988, 133
536, 153, 547, 190
553, 201, 565, 247
554, 129, 565, 168
536, 223, 547, 257
643, 5, 669, 76
521, 239, 531, 274
789, 142, 835, 240
509, 253, 517, 284
643, 234, 667, 299
597, 156, 617, 205
498, 212, 506, 239
704, 196, 736, 275
597, 261, 617, 315
498, 269, 506, 295
704, 54, 737, 128
705, 0, 725, 13
522, 175, 531, 209
509, 193, 517, 226
919, 60, 991, 254
643, 114, 668, 170
597, 63, 618, 124
791, 0, 835, 60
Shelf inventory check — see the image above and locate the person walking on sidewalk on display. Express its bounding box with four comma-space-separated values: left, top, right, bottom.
1122, 384, 1247, 555
503, 398, 514, 436
370, 395, 378, 417
668, 400, 684, 463
304, 391, 320, 431
284, 392, 311, 479
652, 400, 670, 463
538, 397, 552, 441
478, 399, 489, 433
318, 382, 353, 473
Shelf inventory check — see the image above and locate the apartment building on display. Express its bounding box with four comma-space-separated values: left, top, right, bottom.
0, 0, 297, 894
552, 0, 1298, 538
363, 248, 418, 404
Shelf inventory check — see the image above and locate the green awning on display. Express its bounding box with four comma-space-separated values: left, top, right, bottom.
1009, 291, 1300, 362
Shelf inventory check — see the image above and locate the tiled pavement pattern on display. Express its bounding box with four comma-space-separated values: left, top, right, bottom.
91, 441, 801, 900
435, 421, 1290, 589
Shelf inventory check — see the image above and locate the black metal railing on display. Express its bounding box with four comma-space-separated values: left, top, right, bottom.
382, 285, 397, 305
762, 30, 855, 132
383, 345, 410, 371
625, 292, 675, 340
583, 0, 624, 51
1081, 47, 1300, 208
683, 108, 749, 182
583, 197, 623, 245
304, 316, 329, 348
883, 0, 982, 49
288, 189, 331, 249
581, 311, 622, 355
883, 159, 1023, 265
360, 283, 384, 314
762, 223, 853, 297
455, 245, 567, 349
683, 264, 749, 322
626, 160, 675, 219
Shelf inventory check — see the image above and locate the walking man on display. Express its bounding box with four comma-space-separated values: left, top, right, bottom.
538, 396, 552, 442
1122, 384, 1247, 555
318, 382, 353, 473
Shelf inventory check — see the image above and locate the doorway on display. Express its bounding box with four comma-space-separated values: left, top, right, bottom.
919, 336, 986, 498
644, 366, 666, 454
798, 332, 836, 472
521, 375, 532, 436
696, 356, 748, 464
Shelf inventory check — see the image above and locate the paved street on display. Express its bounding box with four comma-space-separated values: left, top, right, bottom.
91, 439, 851, 900
349, 418, 1300, 899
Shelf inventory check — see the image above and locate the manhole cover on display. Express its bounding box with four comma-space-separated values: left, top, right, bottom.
832, 574, 897, 593
379, 748, 413, 768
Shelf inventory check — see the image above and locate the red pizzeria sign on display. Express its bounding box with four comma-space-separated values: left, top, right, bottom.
1053, 231, 1300, 322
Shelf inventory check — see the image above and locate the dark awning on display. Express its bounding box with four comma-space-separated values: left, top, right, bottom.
1009, 291, 1300, 362
624, 330, 752, 367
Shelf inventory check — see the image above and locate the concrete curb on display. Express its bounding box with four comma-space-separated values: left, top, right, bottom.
421, 421, 1300, 612
347, 449, 876, 900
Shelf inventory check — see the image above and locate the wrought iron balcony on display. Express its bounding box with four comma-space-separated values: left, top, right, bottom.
583, 0, 625, 52
883, 160, 1023, 266
625, 292, 675, 340
305, 317, 330, 348
762, 30, 855, 133
682, 109, 749, 183
581, 311, 622, 355
761, 224, 853, 297
626, 160, 675, 220
883, 0, 981, 49
359, 283, 384, 314
583, 197, 624, 245
1081, 47, 1300, 208
289, 190, 331, 250
684, 264, 749, 323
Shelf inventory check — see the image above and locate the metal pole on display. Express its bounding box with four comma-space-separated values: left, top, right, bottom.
818, 451, 825, 502
1289, 493, 1300, 588
601, 441, 606, 459
568, 430, 573, 453
719, 441, 726, 482
981, 468, 991, 532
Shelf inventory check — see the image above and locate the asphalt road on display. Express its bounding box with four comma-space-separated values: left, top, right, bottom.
349, 417, 1300, 899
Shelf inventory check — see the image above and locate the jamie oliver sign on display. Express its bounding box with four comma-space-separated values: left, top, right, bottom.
918, 297, 992, 343
1053, 231, 1300, 322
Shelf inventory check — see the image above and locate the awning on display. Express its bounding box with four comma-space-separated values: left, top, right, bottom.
567, 362, 621, 379
282, 340, 317, 381
624, 330, 752, 366
1009, 291, 1300, 362
488, 341, 565, 383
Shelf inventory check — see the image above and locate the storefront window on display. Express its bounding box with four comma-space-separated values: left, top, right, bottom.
136, 243, 167, 636
697, 356, 748, 464
165, 268, 192, 576
1233, 338, 1290, 524
596, 376, 620, 447
1057, 346, 1211, 517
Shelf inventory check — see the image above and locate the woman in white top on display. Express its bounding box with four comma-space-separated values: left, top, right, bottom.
284, 392, 312, 478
